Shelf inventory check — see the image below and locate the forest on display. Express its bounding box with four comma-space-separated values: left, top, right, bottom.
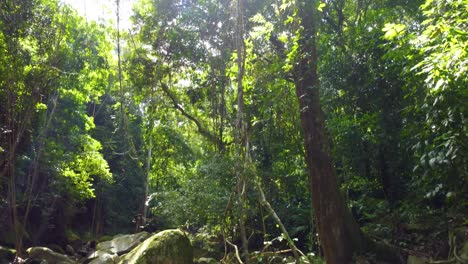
0, 0, 467, 263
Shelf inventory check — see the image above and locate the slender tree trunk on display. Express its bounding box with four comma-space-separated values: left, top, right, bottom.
234, 0, 249, 259
218, 71, 227, 153
143, 135, 152, 225
293, 0, 363, 263
21, 93, 58, 251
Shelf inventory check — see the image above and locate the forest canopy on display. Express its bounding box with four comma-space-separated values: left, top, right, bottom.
0, 0, 466, 263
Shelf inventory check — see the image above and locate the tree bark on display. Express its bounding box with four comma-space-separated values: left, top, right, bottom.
293, 0, 363, 263
143, 134, 152, 225
235, 0, 249, 259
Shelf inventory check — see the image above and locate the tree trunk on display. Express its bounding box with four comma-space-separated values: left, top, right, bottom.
234, 0, 249, 259
293, 0, 363, 263
143, 134, 152, 225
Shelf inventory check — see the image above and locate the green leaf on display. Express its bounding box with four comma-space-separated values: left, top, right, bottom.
35, 102, 47, 111
382, 23, 406, 40
317, 2, 326, 12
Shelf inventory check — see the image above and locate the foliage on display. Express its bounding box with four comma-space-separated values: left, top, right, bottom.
0, 0, 116, 246
381, 0, 467, 215
408, 0, 467, 204
0, 0, 466, 260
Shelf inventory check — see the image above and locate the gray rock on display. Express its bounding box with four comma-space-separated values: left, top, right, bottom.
195, 257, 218, 264
26, 247, 76, 264
65, 245, 75, 256
96, 232, 149, 255
87, 250, 119, 264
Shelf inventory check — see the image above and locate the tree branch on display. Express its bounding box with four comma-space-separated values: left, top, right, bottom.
255, 180, 305, 260
159, 82, 223, 148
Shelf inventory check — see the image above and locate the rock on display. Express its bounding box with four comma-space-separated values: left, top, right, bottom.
119, 229, 193, 264
97, 232, 150, 255
77, 240, 97, 257
65, 245, 75, 256
195, 257, 218, 264
26, 247, 76, 264
87, 250, 119, 264
46, 244, 64, 255
407, 255, 427, 264
0, 246, 16, 263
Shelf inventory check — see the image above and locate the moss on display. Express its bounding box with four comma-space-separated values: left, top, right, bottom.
65, 229, 81, 243
120, 229, 193, 264
98, 235, 114, 243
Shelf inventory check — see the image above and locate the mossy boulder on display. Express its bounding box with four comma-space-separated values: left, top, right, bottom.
119, 229, 193, 264
47, 244, 65, 254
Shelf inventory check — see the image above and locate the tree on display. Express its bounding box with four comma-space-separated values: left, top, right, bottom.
233, 0, 250, 259
291, 0, 363, 262
0, 0, 114, 253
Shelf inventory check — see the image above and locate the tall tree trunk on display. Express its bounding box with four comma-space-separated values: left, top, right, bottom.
293, 0, 363, 263
234, 0, 249, 259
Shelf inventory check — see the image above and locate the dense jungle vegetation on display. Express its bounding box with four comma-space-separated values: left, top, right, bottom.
0, 0, 467, 263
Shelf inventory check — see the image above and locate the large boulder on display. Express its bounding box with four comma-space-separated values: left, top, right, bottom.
119, 229, 193, 264
87, 250, 119, 264
97, 232, 150, 255
26, 247, 76, 264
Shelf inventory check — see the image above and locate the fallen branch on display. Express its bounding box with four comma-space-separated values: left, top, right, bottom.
253, 249, 292, 257
225, 239, 244, 264
255, 180, 305, 260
